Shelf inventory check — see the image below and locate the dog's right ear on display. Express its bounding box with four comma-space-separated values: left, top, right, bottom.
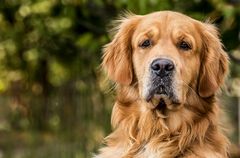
197, 23, 229, 98
102, 14, 140, 85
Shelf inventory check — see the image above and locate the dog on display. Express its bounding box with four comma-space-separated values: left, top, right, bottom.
95, 11, 230, 158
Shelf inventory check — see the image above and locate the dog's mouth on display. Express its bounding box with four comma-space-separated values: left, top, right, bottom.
147, 94, 168, 118
145, 85, 181, 116
147, 94, 168, 109
152, 97, 167, 111
146, 85, 168, 100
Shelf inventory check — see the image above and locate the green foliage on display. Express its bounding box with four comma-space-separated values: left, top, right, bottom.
0, 0, 239, 157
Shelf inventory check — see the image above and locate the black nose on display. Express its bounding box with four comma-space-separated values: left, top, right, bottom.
151, 58, 175, 77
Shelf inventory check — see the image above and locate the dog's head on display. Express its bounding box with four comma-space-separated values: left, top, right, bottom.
102, 11, 228, 113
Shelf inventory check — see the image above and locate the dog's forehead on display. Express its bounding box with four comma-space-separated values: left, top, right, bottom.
144, 11, 195, 23
135, 11, 197, 35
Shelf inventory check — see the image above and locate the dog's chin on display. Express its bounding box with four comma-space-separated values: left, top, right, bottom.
145, 92, 182, 117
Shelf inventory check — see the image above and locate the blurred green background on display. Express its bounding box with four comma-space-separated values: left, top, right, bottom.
0, 0, 239, 157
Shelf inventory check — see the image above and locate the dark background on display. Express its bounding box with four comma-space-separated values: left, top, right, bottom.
0, 0, 239, 157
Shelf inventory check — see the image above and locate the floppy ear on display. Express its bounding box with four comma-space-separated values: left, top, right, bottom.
198, 23, 229, 98
102, 14, 140, 85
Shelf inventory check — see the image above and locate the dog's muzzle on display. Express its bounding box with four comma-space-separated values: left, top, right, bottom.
146, 58, 178, 110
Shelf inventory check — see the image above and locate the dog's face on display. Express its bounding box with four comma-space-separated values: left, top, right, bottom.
132, 13, 201, 110
102, 11, 228, 113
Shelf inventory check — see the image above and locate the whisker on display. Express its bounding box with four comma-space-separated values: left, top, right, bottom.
180, 79, 198, 97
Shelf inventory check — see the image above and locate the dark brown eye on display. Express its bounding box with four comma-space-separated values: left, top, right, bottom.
179, 41, 191, 50
139, 39, 152, 48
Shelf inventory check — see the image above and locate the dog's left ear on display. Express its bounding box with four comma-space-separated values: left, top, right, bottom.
101, 15, 140, 85
198, 23, 229, 98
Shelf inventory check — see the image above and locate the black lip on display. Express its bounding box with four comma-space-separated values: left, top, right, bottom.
156, 99, 167, 111
146, 85, 169, 102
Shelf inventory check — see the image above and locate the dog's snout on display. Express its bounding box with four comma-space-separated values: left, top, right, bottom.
151, 58, 174, 76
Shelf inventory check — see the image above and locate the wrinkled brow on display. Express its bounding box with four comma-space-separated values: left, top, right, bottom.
133, 27, 160, 47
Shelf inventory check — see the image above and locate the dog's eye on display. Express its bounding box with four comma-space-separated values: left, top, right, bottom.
139, 39, 152, 48
179, 41, 191, 51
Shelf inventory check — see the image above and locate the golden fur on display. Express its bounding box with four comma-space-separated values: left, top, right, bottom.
95, 11, 230, 158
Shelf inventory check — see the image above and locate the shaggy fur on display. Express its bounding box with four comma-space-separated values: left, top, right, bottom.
95, 11, 230, 158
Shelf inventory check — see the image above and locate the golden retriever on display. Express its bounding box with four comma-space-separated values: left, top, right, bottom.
95, 11, 230, 158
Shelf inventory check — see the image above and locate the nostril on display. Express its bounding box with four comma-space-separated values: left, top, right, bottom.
165, 63, 174, 71
151, 63, 160, 71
